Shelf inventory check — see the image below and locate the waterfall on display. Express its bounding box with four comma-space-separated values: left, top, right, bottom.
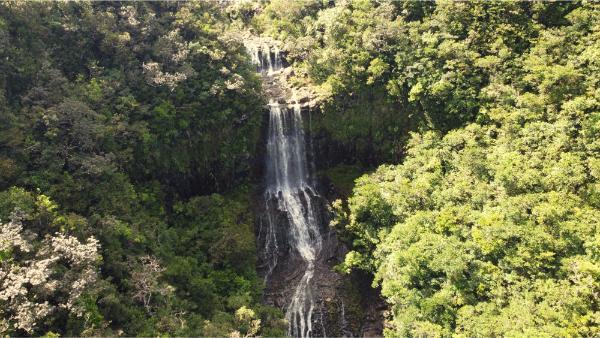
245, 42, 281, 75
246, 40, 323, 338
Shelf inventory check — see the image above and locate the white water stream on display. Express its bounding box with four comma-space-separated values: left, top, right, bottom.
246, 41, 323, 338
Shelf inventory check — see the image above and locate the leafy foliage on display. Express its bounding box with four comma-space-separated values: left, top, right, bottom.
336, 4, 600, 336
0, 2, 278, 336
0, 190, 100, 334
250, 0, 583, 166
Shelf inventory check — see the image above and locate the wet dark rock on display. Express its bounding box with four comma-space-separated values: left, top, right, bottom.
298, 95, 311, 104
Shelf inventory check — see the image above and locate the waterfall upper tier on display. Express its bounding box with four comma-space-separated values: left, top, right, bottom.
243, 35, 319, 108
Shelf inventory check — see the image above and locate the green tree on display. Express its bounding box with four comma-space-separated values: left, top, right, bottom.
336, 3, 600, 336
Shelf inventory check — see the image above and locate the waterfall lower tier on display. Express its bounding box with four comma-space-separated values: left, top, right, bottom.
263, 103, 322, 337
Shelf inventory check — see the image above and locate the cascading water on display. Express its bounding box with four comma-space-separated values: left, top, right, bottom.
246, 42, 281, 75
246, 41, 324, 337
245, 36, 384, 338
267, 103, 323, 337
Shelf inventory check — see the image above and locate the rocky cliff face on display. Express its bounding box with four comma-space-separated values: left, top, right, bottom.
246, 35, 384, 337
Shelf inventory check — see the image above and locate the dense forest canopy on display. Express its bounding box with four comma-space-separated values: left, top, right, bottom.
1, 0, 598, 337
0, 1, 283, 336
